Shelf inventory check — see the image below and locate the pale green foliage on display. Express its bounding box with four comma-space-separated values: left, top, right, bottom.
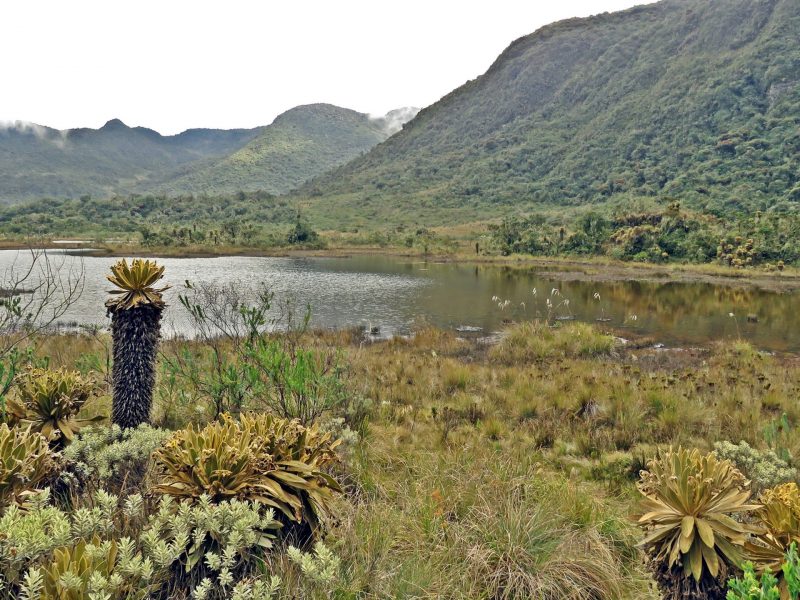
36, 536, 154, 600
15, 535, 154, 600
140, 495, 281, 597
229, 576, 281, 600
18, 569, 44, 600
0, 488, 119, 595
0, 490, 71, 588
287, 542, 340, 585
714, 441, 797, 492
1, 488, 283, 600
192, 576, 282, 600
63, 424, 171, 490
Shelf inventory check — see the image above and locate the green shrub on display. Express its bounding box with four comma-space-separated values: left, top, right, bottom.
0, 487, 283, 600
714, 441, 797, 492
0, 424, 54, 508
0, 489, 120, 597
287, 542, 340, 587
63, 424, 171, 495
726, 562, 781, 600
727, 544, 800, 600
152, 413, 342, 532
5, 368, 99, 448
140, 495, 281, 599
245, 338, 348, 425
31, 536, 155, 600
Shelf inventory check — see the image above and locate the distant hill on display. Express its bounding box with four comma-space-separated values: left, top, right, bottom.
154, 104, 417, 196
0, 120, 262, 201
0, 105, 417, 201
299, 0, 800, 226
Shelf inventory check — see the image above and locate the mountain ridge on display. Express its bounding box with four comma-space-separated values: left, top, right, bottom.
0, 104, 418, 201
297, 0, 800, 228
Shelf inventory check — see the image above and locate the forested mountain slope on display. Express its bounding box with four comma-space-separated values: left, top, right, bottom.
301, 0, 800, 223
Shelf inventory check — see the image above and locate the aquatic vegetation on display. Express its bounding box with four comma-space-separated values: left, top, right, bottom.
490, 320, 616, 363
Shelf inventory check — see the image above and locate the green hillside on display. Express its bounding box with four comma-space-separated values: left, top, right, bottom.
0, 105, 415, 202
0, 120, 263, 201
153, 104, 400, 195
299, 0, 800, 227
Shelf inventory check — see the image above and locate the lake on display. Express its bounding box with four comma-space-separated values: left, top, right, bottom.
1, 250, 797, 352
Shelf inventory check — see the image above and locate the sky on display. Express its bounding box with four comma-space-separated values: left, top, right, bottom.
2, 0, 656, 135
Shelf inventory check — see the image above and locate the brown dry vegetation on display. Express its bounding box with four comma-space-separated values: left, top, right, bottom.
9, 318, 800, 598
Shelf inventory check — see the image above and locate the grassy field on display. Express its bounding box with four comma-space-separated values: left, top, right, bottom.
6, 316, 800, 598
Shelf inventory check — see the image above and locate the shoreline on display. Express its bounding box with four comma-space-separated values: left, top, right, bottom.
1, 240, 799, 292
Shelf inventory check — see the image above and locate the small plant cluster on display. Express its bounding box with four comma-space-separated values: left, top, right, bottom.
0, 412, 344, 598
727, 544, 800, 600
636, 448, 800, 600
0, 366, 102, 505
3, 367, 100, 448
718, 237, 757, 268
0, 487, 290, 600
714, 441, 797, 492
62, 423, 172, 494
153, 412, 342, 532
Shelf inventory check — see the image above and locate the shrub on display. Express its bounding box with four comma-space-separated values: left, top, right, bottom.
0, 424, 54, 507
152, 413, 342, 532
245, 338, 348, 425
748, 483, 800, 574
714, 441, 797, 492
140, 495, 281, 599
5, 368, 99, 448
0, 489, 120, 597
727, 544, 800, 600
287, 542, 340, 586
1, 488, 283, 600
636, 447, 759, 599
31, 536, 155, 600
726, 562, 781, 600
63, 424, 171, 495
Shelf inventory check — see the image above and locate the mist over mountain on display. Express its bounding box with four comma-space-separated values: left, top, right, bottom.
0, 105, 417, 201
299, 0, 800, 224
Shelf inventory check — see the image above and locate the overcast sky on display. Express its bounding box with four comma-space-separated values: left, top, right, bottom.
2, 0, 656, 134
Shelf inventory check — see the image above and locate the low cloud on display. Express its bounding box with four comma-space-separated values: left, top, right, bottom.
0, 120, 68, 148
370, 107, 420, 136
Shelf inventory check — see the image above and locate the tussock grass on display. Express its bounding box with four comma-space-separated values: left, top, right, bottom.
8, 321, 800, 598
490, 321, 616, 364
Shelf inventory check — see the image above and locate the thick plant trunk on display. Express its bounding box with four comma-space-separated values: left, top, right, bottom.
651, 559, 730, 600
110, 304, 162, 428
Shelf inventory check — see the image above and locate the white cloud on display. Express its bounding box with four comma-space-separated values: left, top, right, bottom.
0, 0, 657, 134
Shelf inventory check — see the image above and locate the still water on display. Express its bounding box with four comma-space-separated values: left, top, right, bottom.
1, 250, 797, 352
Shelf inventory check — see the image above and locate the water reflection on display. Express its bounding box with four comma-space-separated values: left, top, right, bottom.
0, 251, 796, 352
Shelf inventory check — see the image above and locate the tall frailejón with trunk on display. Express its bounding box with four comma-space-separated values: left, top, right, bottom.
106, 259, 169, 428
